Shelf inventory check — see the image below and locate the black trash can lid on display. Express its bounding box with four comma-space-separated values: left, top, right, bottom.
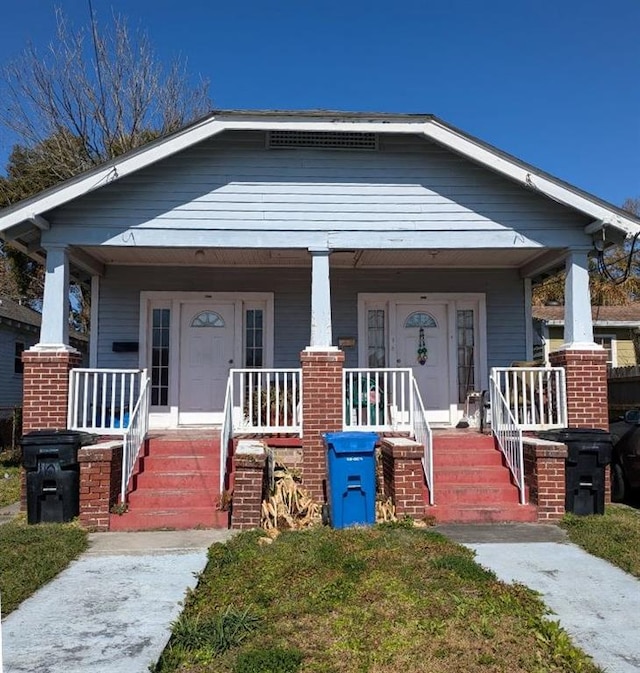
21, 430, 97, 447
539, 428, 611, 442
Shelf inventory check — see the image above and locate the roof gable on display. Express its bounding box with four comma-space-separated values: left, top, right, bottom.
1, 110, 638, 243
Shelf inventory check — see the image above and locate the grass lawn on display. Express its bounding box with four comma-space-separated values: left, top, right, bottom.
0, 450, 22, 507
0, 518, 88, 614
154, 523, 601, 673
561, 504, 640, 578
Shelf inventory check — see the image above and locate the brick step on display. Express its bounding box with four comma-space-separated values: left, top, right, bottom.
145, 440, 220, 456
141, 455, 218, 472
128, 488, 219, 509
433, 449, 505, 468
435, 465, 514, 485
432, 434, 495, 449
131, 470, 219, 490
435, 483, 521, 505
110, 507, 229, 531
430, 503, 538, 524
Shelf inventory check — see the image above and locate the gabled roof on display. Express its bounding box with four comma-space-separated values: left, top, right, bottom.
533, 304, 640, 327
0, 109, 639, 243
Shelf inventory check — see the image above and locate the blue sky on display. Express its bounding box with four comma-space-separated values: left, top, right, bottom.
0, 0, 638, 207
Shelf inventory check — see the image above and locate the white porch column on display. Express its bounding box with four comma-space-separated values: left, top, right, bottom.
563, 249, 597, 349
35, 244, 76, 351
309, 247, 334, 349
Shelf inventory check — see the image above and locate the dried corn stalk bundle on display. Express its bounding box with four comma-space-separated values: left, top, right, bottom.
376, 497, 397, 523
261, 464, 321, 531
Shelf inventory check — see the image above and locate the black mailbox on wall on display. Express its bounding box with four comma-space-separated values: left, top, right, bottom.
112, 341, 139, 353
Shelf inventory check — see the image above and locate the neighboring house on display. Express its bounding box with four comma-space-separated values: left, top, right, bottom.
0, 296, 87, 415
1, 110, 639, 529
533, 305, 640, 368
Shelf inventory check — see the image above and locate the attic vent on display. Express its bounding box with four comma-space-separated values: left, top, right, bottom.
267, 131, 378, 151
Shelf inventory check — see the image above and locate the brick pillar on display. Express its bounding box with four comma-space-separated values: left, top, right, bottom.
523, 438, 567, 522
549, 348, 611, 504
300, 348, 345, 502
231, 442, 267, 530
78, 443, 123, 531
549, 349, 609, 430
381, 437, 427, 518
22, 350, 82, 432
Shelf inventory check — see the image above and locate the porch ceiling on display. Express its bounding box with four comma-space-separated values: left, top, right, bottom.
77, 245, 554, 271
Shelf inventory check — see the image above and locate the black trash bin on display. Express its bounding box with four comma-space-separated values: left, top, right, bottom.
21, 430, 94, 524
539, 428, 612, 516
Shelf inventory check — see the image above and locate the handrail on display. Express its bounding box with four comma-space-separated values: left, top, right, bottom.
120, 372, 150, 502
490, 372, 526, 504
219, 376, 234, 494
411, 376, 434, 505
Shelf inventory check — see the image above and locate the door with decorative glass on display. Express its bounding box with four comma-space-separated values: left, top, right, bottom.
179, 303, 236, 424
395, 303, 451, 424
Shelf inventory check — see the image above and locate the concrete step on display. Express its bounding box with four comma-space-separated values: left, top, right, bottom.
431, 503, 538, 523
145, 439, 220, 456
434, 448, 505, 468
140, 455, 218, 472
131, 470, 219, 490
110, 507, 229, 531
435, 483, 522, 505
435, 465, 514, 485
127, 488, 219, 509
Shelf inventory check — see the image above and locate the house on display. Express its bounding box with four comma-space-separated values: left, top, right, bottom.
0, 296, 87, 415
0, 110, 639, 530
533, 304, 640, 368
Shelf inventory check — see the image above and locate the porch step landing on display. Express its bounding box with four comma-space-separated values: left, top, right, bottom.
109, 431, 229, 531
430, 432, 537, 524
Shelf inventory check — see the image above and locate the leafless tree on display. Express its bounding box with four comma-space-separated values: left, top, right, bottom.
0, 7, 211, 173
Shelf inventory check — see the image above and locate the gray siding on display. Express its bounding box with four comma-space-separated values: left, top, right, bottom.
97, 266, 525, 377
49, 132, 589, 248
0, 324, 38, 410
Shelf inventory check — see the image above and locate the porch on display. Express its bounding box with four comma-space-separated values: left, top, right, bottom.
64, 362, 572, 529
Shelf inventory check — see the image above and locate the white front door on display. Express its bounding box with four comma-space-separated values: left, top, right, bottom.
395, 303, 451, 424
179, 303, 236, 424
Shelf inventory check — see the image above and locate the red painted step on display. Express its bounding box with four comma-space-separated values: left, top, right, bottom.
428, 431, 536, 523
110, 431, 229, 531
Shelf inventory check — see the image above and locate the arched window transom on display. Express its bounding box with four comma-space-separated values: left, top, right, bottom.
191, 311, 225, 328
404, 312, 437, 329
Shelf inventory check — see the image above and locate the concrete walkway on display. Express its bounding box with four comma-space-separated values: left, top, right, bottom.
3, 529, 236, 673
438, 523, 640, 673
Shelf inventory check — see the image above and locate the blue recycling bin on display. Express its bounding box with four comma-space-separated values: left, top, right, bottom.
324, 431, 377, 529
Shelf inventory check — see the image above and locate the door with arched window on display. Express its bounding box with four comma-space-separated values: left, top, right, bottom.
395, 303, 450, 424
179, 303, 236, 424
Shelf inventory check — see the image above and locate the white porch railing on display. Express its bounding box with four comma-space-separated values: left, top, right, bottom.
120, 375, 150, 502
411, 376, 434, 505
229, 368, 303, 434
68, 368, 147, 435
490, 373, 526, 504
490, 366, 567, 431
343, 368, 413, 432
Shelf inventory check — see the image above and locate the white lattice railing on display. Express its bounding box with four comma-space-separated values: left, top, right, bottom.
229, 368, 302, 434
490, 366, 567, 431
68, 368, 147, 435
490, 373, 525, 504
120, 375, 150, 502
343, 368, 413, 432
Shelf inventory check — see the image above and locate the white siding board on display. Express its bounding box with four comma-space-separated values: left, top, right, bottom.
0, 325, 38, 409
97, 266, 526, 378
47, 132, 590, 249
